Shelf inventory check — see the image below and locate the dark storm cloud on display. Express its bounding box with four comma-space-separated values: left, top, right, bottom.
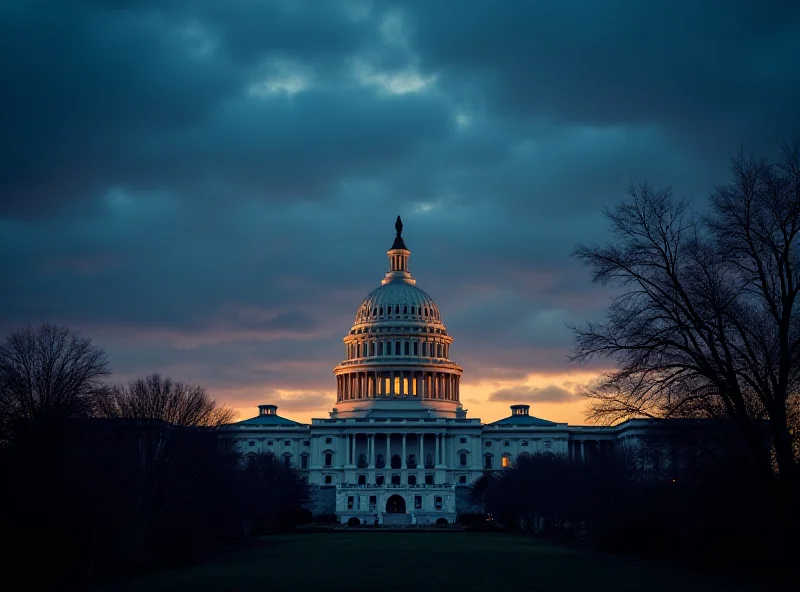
1, 0, 798, 413
488, 385, 575, 404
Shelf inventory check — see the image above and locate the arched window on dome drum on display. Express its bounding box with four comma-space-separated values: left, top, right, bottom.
437, 343, 443, 357
395, 342, 400, 355
411, 305, 415, 315
424, 307, 428, 317
404, 342, 409, 355
422, 342, 427, 356
369, 341, 375, 356
373, 307, 377, 317
403, 305, 408, 315
395, 305, 400, 315
413, 342, 418, 355
380, 306, 384, 316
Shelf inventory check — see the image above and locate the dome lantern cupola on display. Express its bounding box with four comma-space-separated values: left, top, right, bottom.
382, 216, 415, 285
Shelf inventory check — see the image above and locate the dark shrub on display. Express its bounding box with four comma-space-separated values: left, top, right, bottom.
435, 518, 448, 526
315, 513, 338, 524
456, 512, 483, 526
347, 517, 361, 527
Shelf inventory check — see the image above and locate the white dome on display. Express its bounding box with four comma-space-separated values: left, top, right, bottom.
354, 283, 441, 326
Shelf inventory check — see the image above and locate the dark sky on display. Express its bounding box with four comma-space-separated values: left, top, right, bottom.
2, 0, 799, 422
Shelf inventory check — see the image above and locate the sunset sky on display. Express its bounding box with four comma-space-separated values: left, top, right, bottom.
2, 1, 799, 425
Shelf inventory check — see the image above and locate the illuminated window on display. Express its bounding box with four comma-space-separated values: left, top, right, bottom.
384, 377, 390, 394
394, 376, 401, 395
411, 378, 417, 396
501, 455, 510, 469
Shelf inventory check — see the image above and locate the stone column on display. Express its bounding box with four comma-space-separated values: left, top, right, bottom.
369, 434, 375, 467
402, 433, 407, 468
436, 433, 441, 464
390, 371, 395, 396
385, 433, 391, 467
419, 433, 424, 467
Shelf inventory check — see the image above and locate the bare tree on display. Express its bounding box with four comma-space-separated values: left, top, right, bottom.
98, 373, 234, 427
572, 146, 800, 488
0, 324, 109, 440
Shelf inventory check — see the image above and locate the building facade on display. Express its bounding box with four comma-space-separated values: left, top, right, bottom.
222, 217, 654, 525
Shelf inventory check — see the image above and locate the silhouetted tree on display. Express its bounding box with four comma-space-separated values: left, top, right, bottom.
97, 373, 234, 427
0, 323, 109, 442
572, 145, 800, 492
237, 453, 310, 535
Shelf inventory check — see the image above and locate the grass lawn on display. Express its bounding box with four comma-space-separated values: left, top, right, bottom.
103, 532, 762, 592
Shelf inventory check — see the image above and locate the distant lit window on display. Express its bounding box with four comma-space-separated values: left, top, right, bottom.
501, 455, 510, 469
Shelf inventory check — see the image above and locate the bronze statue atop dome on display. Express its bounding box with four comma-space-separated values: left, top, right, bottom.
391, 215, 407, 250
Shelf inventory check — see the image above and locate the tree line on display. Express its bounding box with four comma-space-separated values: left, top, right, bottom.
0, 324, 309, 587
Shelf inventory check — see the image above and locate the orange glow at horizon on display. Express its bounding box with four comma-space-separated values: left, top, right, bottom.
220, 369, 604, 426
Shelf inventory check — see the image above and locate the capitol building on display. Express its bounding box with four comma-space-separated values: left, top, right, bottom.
223, 217, 653, 525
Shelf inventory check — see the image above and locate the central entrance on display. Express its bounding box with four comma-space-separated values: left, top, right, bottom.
385, 494, 406, 514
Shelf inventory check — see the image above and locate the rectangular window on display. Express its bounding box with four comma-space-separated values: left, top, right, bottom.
504, 441, 510, 446
435, 496, 443, 510
413, 342, 418, 355
460, 437, 467, 444
303, 440, 310, 447
484, 456, 492, 470
459, 475, 467, 485
324, 475, 332, 484
501, 456, 509, 469
324, 453, 332, 467
384, 377, 390, 394
414, 495, 422, 509
395, 341, 400, 355
411, 377, 417, 396
347, 496, 354, 509
358, 474, 366, 485
284, 440, 290, 446
369, 495, 377, 511
325, 437, 332, 444
425, 474, 434, 485
394, 376, 401, 395
485, 441, 492, 447
248, 441, 255, 447
301, 455, 309, 469
267, 440, 273, 446
522, 441, 528, 447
